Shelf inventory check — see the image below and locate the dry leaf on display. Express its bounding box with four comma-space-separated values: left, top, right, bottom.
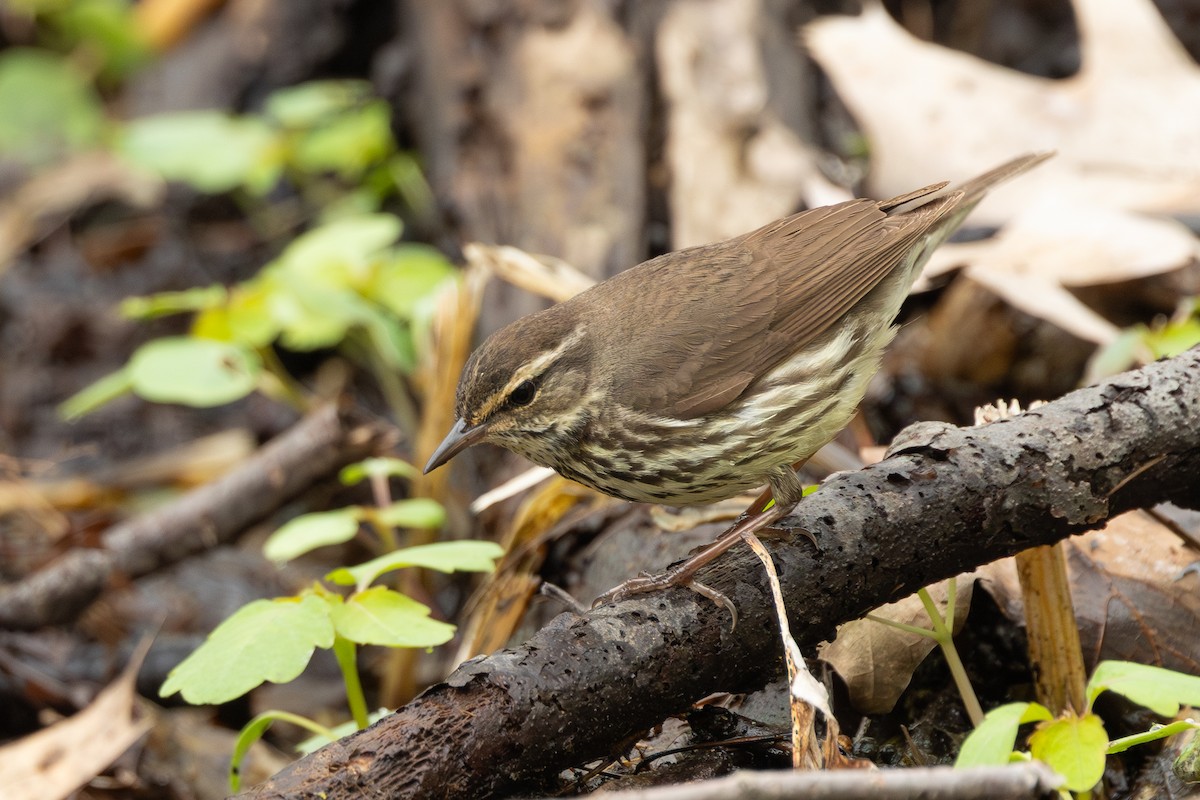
0, 654, 150, 800
821, 578, 974, 714
806, 0, 1200, 344
978, 511, 1200, 676
922, 200, 1199, 344
454, 477, 603, 662
806, 0, 1200, 217
463, 243, 595, 304
0, 153, 162, 275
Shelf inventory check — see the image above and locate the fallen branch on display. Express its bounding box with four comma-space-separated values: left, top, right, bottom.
526, 763, 1063, 800
0, 405, 393, 630
241, 349, 1200, 799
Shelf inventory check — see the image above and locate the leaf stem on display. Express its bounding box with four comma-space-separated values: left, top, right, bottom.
333, 636, 370, 729
916, 582, 984, 726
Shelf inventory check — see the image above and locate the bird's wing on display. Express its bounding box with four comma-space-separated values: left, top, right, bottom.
605, 192, 960, 419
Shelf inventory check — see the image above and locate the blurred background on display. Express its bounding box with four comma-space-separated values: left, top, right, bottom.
1, 0, 1198, 797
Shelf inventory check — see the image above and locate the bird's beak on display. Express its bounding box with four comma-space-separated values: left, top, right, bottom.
423, 418, 488, 474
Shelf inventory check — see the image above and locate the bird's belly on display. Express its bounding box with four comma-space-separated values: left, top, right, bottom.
560, 320, 893, 506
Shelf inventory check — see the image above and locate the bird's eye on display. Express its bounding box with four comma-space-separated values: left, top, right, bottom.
508, 379, 537, 407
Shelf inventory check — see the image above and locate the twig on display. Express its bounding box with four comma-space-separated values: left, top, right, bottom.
0, 405, 393, 630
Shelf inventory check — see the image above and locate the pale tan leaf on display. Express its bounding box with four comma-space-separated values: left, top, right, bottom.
0, 657, 150, 800
967, 271, 1120, 345
924, 201, 1200, 288
806, 1, 1200, 346
805, 0, 1200, 218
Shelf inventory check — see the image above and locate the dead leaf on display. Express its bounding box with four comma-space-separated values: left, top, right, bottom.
978, 511, 1200, 676
821, 578, 975, 714
922, 200, 1199, 344
806, 0, 1200, 218
463, 243, 595, 304
0, 153, 162, 275
454, 477, 605, 662
0, 653, 150, 800
806, 0, 1200, 346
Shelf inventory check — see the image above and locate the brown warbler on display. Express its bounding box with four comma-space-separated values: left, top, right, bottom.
425, 153, 1049, 609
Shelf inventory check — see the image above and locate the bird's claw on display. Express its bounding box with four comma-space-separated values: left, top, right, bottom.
592, 570, 738, 629
688, 580, 738, 630
591, 573, 663, 607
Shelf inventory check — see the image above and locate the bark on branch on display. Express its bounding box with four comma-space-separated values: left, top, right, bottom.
241, 348, 1200, 799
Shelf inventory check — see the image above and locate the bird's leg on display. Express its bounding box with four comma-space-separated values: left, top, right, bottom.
743, 483, 777, 516
594, 464, 811, 615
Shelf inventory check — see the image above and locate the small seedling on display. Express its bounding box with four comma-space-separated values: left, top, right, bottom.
957, 660, 1200, 795
158, 457, 503, 791
60, 212, 455, 427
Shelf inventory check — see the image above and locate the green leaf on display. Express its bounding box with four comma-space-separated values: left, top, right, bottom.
277, 214, 402, 280
120, 111, 277, 193
160, 595, 335, 704
376, 499, 445, 530
258, 270, 357, 350
1144, 318, 1200, 359
956, 702, 1053, 768
358, 307, 416, 371
1087, 660, 1200, 716
224, 284, 281, 346
338, 457, 418, 485
258, 214, 413, 355
367, 244, 456, 320
263, 509, 362, 562
229, 714, 275, 793
277, 292, 369, 351
53, 0, 149, 81
327, 541, 504, 589
1107, 719, 1200, 755
316, 185, 385, 220
128, 337, 261, 407
387, 152, 438, 217
229, 710, 336, 792
330, 586, 456, 647
191, 283, 280, 348
1086, 327, 1148, 379
120, 285, 227, 320
0, 49, 105, 167
291, 100, 394, 180
1029, 713, 1108, 792
58, 367, 134, 420
265, 80, 374, 128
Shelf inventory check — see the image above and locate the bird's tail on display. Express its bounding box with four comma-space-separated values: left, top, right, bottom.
953, 151, 1054, 205
883, 151, 1053, 280
881, 151, 1053, 216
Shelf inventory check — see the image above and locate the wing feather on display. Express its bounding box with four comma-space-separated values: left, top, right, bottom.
589, 153, 1050, 419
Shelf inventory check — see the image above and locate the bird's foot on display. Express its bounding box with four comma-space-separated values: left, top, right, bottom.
591, 498, 798, 625
592, 565, 739, 628
539, 581, 588, 615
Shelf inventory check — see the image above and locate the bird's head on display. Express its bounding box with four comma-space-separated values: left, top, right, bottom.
423, 304, 595, 473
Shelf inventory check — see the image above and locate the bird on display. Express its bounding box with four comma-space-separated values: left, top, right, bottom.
424, 152, 1050, 610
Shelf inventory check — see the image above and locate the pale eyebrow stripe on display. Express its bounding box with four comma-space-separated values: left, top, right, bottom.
475, 323, 587, 420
